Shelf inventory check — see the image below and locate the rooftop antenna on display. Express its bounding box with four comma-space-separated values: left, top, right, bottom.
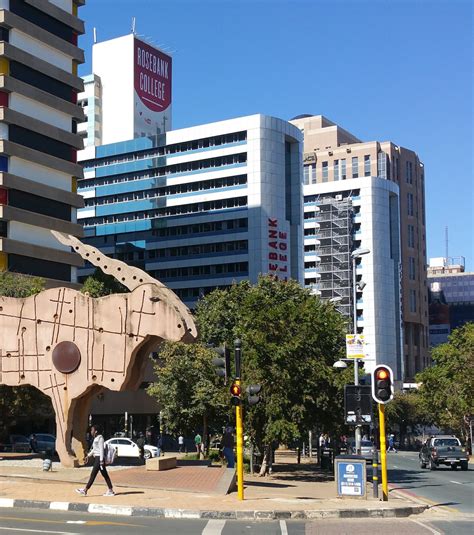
131, 17, 136, 35
93, 27, 97, 44
445, 226, 449, 265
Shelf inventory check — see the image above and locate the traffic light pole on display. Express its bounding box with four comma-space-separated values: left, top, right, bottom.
378, 403, 388, 501
354, 358, 361, 455
234, 340, 244, 500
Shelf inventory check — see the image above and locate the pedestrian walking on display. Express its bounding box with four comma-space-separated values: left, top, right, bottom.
29, 434, 38, 454
178, 434, 185, 454
387, 434, 397, 453
194, 432, 202, 455
156, 433, 163, 457
221, 426, 235, 468
136, 432, 146, 463
76, 425, 115, 497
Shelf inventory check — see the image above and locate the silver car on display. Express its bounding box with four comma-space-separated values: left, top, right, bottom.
348, 440, 376, 462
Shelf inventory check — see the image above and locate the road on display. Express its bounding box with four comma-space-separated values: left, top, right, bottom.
0, 507, 472, 535
387, 450, 474, 514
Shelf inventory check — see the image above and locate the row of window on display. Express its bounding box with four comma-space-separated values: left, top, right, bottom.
148, 240, 248, 259
84, 174, 247, 207
8, 189, 71, 221
173, 285, 230, 300
85, 132, 247, 169
80, 153, 247, 189
150, 261, 249, 280
304, 155, 372, 184
83, 196, 248, 227
10, 124, 75, 162
152, 218, 248, 239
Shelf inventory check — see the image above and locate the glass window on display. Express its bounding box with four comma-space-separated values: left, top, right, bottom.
334, 159, 339, 180
322, 161, 328, 182
310, 163, 316, 184
352, 157, 358, 178
408, 224, 415, 248
407, 193, 414, 216
409, 289, 417, 313
409, 257, 416, 280
364, 155, 371, 176
304, 165, 310, 185
406, 161, 413, 184
341, 159, 346, 179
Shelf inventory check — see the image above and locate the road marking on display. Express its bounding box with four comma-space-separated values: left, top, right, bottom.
66, 522, 86, 525
202, 519, 226, 534
449, 480, 462, 485
0, 528, 80, 534
410, 518, 442, 535
280, 520, 288, 535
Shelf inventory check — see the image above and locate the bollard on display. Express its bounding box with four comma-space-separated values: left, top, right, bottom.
372, 447, 379, 498
42, 458, 52, 471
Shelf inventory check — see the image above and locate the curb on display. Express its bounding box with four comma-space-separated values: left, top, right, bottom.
0, 498, 428, 520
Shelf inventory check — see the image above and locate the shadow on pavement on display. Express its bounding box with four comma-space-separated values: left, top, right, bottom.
245, 480, 295, 489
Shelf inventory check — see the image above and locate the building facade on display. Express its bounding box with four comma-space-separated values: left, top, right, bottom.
0, 0, 85, 284
304, 177, 403, 378
291, 115, 428, 380
77, 114, 304, 308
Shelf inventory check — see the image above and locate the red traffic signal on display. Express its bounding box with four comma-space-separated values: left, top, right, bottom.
371, 365, 394, 404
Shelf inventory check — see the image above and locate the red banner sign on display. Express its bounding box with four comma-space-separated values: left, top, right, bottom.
268, 218, 288, 281
134, 38, 172, 112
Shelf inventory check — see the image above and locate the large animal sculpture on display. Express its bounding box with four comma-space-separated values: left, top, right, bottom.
0, 232, 197, 466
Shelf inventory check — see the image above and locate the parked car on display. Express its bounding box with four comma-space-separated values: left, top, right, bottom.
8, 435, 31, 453
29, 434, 56, 455
419, 435, 469, 471
348, 439, 376, 462
104, 437, 158, 459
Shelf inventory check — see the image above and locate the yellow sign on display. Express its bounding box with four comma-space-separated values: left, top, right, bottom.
345, 334, 365, 359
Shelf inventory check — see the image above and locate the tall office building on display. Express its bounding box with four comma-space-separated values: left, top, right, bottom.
304, 177, 403, 379
0, 0, 85, 284
78, 114, 303, 309
291, 115, 428, 381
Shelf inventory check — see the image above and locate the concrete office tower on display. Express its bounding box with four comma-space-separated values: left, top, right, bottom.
77, 73, 101, 147
304, 178, 402, 378
291, 115, 428, 381
84, 34, 172, 145
0, 0, 85, 284
77, 114, 303, 308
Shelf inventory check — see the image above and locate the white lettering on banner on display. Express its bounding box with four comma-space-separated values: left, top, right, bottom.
137, 47, 169, 79
139, 73, 166, 104
268, 218, 289, 280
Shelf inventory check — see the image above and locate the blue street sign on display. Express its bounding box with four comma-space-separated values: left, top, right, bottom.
336, 457, 366, 497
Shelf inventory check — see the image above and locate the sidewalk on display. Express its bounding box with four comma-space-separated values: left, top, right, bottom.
0, 451, 427, 520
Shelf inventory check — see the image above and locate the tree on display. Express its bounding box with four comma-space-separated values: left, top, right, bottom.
146, 342, 229, 449
0, 272, 53, 440
416, 323, 474, 439
195, 275, 347, 474
81, 268, 128, 298
384, 391, 430, 447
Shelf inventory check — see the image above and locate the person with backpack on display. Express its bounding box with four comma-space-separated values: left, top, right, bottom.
75, 424, 115, 497
136, 432, 146, 463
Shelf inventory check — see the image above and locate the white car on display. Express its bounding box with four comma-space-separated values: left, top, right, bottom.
104, 438, 158, 460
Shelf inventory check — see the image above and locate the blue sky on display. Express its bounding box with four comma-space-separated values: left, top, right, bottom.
79, 0, 473, 269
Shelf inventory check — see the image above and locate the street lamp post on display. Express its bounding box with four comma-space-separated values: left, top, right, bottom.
350, 248, 370, 455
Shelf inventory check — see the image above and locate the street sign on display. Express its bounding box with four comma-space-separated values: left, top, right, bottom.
335, 456, 366, 497
345, 334, 365, 359
344, 385, 372, 425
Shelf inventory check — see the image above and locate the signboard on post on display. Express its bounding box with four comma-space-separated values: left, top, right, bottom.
346, 334, 365, 359
335, 456, 366, 498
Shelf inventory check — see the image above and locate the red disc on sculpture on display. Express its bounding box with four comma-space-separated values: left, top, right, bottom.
52, 341, 81, 374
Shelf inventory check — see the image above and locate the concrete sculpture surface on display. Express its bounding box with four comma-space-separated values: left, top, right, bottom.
0, 232, 197, 466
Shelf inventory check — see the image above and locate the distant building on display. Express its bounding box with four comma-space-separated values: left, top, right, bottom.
428, 257, 474, 344
291, 114, 429, 381
0, 0, 85, 284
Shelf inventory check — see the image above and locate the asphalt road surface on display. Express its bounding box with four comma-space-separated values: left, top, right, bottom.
0, 508, 472, 535
387, 450, 473, 514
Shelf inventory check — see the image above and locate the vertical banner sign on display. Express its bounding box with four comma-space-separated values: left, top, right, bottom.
134, 38, 172, 137
268, 218, 289, 280
345, 334, 365, 359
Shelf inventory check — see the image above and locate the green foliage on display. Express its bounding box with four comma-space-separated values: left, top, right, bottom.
385, 390, 430, 439
147, 342, 229, 436
416, 323, 474, 438
81, 268, 128, 298
0, 271, 52, 438
0, 271, 44, 298
195, 275, 347, 451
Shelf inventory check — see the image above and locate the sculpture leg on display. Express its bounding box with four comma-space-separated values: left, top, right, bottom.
70, 394, 95, 464
53, 398, 79, 468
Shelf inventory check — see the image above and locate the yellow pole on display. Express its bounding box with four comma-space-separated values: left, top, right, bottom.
378, 403, 388, 501
235, 379, 244, 500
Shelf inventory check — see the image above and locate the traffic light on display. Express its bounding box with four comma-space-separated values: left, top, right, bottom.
230, 382, 241, 406
211, 345, 230, 384
246, 384, 262, 405
371, 365, 394, 404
